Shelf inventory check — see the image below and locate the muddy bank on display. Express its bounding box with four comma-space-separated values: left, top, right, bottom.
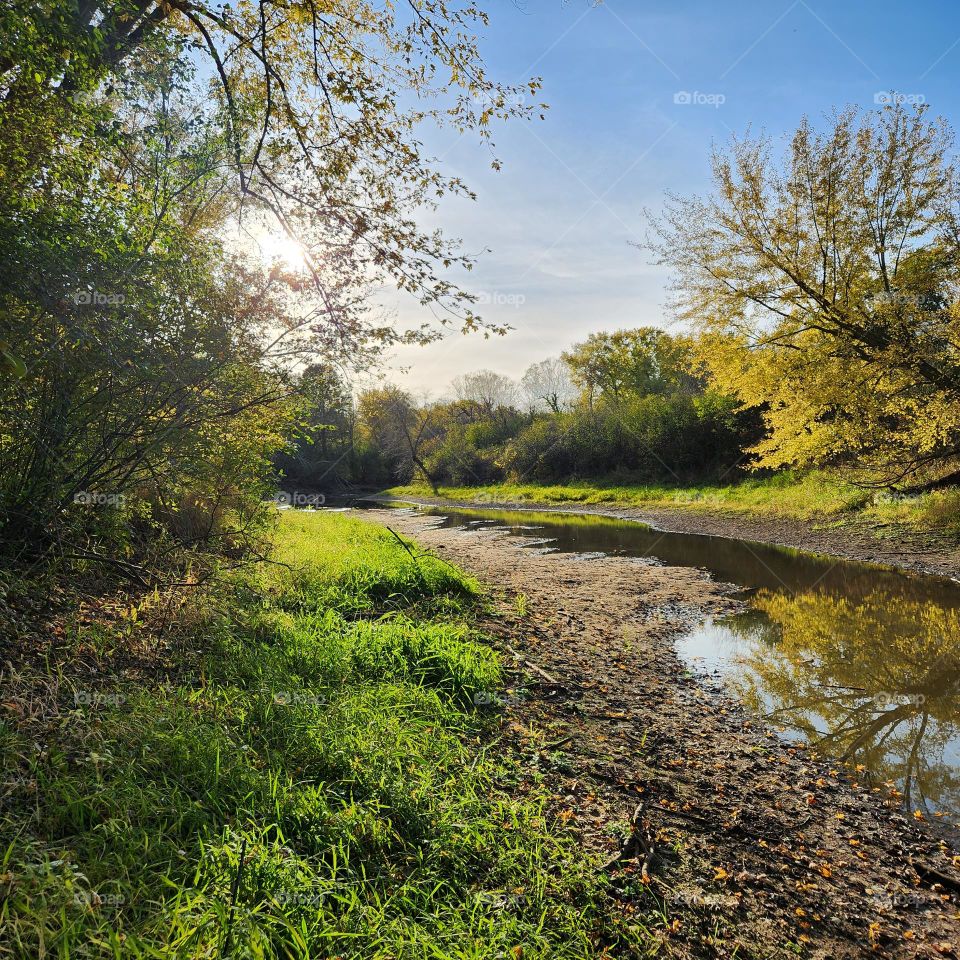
362, 506, 960, 959
370, 494, 960, 580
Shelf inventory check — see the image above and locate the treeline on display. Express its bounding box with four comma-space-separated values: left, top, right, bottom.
280, 327, 763, 492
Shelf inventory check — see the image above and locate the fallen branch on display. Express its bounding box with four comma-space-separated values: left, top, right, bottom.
909, 858, 960, 895
61, 551, 150, 588
505, 643, 559, 685
601, 802, 657, 881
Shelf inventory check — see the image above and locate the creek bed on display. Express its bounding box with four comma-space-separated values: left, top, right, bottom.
367, 500, 960, 823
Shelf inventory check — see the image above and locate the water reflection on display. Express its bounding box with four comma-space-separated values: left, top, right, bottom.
682, 592, 960, 817
384, 503, 960, 820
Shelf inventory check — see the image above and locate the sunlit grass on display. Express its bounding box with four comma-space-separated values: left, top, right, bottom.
0, 511, 648, 958
389, 472, 960, 534
389, 471, 866, 519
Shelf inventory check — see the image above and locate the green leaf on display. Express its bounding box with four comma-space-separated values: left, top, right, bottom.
0, 339, 27, 379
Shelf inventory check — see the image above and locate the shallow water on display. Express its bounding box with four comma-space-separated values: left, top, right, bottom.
372, 501, 960, 822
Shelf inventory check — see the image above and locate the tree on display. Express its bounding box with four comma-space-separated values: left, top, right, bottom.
2, 0, 542, 345
649, 102, 960, 488
561, 328, 697, 406
276, 364, 355, 493
0, 49, 300, 560
0, 3, 540, 559
450, 369, 518, 414
520, 357, 577, 414
357, 386, 441, 493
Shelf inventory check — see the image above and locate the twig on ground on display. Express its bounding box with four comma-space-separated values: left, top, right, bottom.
601, 802, 657, 881
505, 643, 559, 685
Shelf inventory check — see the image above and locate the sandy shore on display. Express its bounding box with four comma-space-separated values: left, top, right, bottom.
362, 505, 960, 959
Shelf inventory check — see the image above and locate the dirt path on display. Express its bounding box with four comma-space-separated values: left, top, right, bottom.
363, 507, 960, 959
371, 495, 960, 580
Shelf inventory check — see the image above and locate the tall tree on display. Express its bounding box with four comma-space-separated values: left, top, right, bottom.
649, 103, 960, 487
450, 369, 518, 414
561, 328, 696, 406
520, 357, 577, 414
357, 386, 441, 492
276, 364, 355, 492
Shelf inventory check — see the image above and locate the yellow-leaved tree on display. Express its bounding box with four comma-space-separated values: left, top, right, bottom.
649, 103, 960, 489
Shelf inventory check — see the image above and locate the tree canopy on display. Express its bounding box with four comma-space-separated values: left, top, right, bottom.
3, 1, 543, 344
650, 103, 960, 488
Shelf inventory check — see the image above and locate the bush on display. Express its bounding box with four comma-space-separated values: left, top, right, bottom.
503, 395, 757, 484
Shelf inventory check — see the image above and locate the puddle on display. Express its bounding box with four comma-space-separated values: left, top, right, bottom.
366, 501, 960, 821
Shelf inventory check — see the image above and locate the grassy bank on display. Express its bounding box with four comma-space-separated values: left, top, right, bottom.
389, 472, 960, 533
0, 512, 646, 958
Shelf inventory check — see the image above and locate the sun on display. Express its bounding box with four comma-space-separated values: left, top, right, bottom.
253, 230, 309, 271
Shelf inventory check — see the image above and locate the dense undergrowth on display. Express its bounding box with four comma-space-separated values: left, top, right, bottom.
389, 472, 960, 534
0, 511, 648, 958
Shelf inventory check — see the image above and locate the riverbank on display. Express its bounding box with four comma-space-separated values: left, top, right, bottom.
368, 506, 960, 958
0, 512, 643, 957
388, 473, 960, 530
384, 482, 960, 579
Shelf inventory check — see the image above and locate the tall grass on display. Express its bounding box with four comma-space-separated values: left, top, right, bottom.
0, 511, 647, 958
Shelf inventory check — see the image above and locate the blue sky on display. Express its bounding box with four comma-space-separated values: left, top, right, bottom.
378, 0, 960, 395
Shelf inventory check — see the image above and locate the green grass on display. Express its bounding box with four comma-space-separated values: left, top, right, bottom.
0, 511, 651, 958
388, 472, 960, 533
389, 472, 862, 517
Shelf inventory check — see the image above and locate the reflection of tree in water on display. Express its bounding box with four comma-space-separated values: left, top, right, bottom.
724, 591, 960, 815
